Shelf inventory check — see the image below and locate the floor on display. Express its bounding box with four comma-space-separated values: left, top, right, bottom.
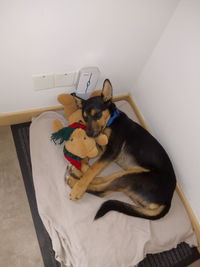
0, 125, 199, 267
0, 126, 44, 267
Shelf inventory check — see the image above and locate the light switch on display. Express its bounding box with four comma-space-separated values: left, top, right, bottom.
33, 74, 54, 90
76, 67, 100, 94
55, 72, 76, 87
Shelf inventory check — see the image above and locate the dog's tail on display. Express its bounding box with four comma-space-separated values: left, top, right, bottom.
94, 200, 171, 220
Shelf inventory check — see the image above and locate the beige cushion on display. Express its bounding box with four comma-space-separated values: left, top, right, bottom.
30, 101, 197, 267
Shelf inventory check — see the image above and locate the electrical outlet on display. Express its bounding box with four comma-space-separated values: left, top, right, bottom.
33, 74, 54, 90
55, 72, 76, 87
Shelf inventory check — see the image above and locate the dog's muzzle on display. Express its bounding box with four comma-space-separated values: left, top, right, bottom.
86, 128, 101, 138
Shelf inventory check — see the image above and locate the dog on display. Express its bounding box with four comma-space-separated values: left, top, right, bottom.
68, 79, 176, 220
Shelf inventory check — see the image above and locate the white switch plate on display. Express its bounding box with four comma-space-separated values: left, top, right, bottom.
55, 72, 75, 87
33, 74, 54, 90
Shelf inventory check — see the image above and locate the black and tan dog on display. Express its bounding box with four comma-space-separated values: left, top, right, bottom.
68, 79, 176, 220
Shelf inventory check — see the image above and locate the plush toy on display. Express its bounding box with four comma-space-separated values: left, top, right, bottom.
51, 92, 108, 178
57, 93, 108, 146
51, 120, 99, 175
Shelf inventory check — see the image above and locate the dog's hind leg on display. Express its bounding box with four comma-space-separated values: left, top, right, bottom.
94, 171, 175, 220
87, 167, 149, 197
91, 166, 149, 185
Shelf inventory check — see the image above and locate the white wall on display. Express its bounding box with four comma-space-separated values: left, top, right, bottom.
0, 0, 179, 113
133, 0, 200, 220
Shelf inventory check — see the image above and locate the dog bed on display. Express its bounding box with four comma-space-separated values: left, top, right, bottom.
30, 100, 197, 267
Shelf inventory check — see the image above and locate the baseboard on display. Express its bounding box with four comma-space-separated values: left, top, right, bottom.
1, 93, 200, 251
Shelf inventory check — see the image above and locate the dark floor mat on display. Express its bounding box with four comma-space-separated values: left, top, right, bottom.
11, 122, 60, 267
11, 122, 200, 267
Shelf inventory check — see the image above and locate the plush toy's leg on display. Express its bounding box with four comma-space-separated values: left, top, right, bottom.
57, 94, 78, 119
95, 134, 108, 146
52, 119, 64, 132
95, 128, 111, 146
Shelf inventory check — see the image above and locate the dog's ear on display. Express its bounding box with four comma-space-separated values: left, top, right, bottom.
101, 79, 113, 102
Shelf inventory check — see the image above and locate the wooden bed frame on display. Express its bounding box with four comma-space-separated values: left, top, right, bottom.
1, 93, 199, 251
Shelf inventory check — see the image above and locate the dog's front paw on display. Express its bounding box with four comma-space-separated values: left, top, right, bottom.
70, 182, 86, 200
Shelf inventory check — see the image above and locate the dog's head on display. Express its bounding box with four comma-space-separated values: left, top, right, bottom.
75, 79, 115, 137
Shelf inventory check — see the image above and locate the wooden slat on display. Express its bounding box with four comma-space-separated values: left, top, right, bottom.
125, 94, 149, 130
176, 185, 200, 252
1, 93, 199, 251
0, 94, 129, 126
125, 94, 200, 252
0, 105, 63, 126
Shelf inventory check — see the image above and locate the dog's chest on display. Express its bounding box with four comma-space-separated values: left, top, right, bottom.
115, 145, 138, 170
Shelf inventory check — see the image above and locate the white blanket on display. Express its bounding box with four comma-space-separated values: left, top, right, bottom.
30, 101, 197, 267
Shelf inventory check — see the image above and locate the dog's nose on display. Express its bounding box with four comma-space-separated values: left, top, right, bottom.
86, 128, 94, 137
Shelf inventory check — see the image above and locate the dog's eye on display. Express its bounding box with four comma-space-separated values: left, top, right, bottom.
84, 137, 86, 140
70, 138, 73, 142
83, 113, 88, 122
94, 112, 101, 120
